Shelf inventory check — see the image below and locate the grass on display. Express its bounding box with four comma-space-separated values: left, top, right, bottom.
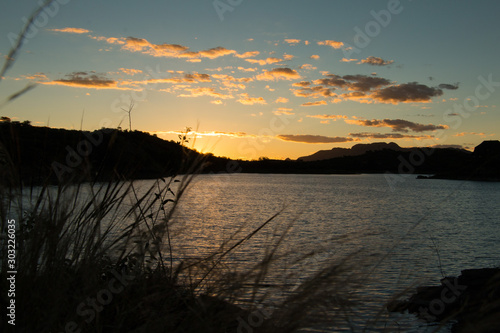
0, 145, 371, 332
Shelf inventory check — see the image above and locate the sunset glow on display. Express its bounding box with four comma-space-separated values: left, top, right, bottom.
1, 1, 499, 159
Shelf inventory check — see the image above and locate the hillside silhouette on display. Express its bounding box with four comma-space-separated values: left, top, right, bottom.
1, 120, 499, 184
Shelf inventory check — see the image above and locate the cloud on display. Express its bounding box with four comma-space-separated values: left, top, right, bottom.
48, 27, 90, 34
292, 81, 311, 87
314, 74, 391, 91
178, 87, 233, 99
349, 132, 434, 140
120, 68, 143, 75
358, 56, 394, 66
43, 72, 123, 90
22, 73, 49, 81
256, 67, 301, 81
234, 51, 260, 58
317, 40, 344, 49
429, 144, 465, 149
299, 64, 316, 70
211, 100, 223, 105
345, 118, 448, 132
238, 67, 257, 72
157, 130, 255, 139
102, 36, 237, 60
438, 83, 460, 90
371, 82, 443, 104
273, 108, 294, 115
277, 134, 355, 144
301, 101, 328, 106
307, 114, 347, 120
310, 55, 320, 60
340, 58, 358, 62
294, 86, 335, 99
284, 39, 301, 44
274, 97, 289, 103
245, 57, 283, 65
454, 132, 486, 137
237, 93, 267, 105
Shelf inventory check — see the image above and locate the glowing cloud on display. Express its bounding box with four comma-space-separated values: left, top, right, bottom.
359, 56, 394, 66
301, 101, 328, 106
245, 57, 283, 65
274, 97, 289, 103
256, 68, 301, 81
48, 27, 90, 34
317, 40, 344, 49
345, 118, 448, 132
43, 72, 124, 90
277, 134, 355, 143
237, 93, 267, 105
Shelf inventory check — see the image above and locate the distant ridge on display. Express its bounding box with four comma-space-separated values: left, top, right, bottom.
297, 142, 405, 162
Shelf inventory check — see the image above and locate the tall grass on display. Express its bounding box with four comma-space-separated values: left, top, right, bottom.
0, 144, 370, 332
0, 3, 379, 332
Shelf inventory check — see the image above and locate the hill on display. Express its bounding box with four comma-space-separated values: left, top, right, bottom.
297, 142, 405, 161
1, 120, 499, 183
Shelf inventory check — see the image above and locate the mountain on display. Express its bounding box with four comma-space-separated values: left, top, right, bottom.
298, 142, 406, 161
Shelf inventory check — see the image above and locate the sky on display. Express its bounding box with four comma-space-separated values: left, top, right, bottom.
1, 0, 499, 160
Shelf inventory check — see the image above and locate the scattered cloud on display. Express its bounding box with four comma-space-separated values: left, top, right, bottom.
245, 57, 283, 65
42, 72, 124, 90
273, 108, 294, 115
429, 144, 465, 149
178, 87, 233, 99
340, 58, 358, 63
256, 67, 301, 81
314, 74, 391, 91
301, 101, 328, 106
438, 83, 460, 90
307, 114, 347, 120
238, 67, 257, 72
277, 134, 355, 144
317, 40, 344, 49
237, 93, 267, 105
345, 118, 448, 132
358, 56, 394, 66
284, 39, 301, 44
454, 132, 486, 137
299, 63, 317, 70
294, 86, 335, 99
48, 27, 90, 34
349, 132, 434, 140
310, 55, 320, 60
274, 97, 289, 103
120, 68, 143, 75
234, 51, 260, 58
371, 82, 443, 104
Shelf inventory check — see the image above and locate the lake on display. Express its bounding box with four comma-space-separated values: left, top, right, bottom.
152, 173, 500, 332
16, 173, 500, 332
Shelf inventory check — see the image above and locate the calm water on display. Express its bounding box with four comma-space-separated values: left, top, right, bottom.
17, 173, 500, 332
159, 173, 500, 332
